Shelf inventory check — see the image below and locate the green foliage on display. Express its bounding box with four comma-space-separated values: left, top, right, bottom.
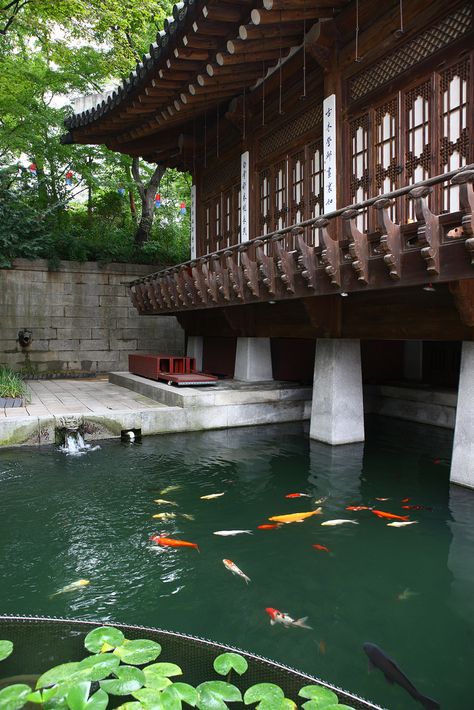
0, 629, 356, 710
0, 367, 26, 399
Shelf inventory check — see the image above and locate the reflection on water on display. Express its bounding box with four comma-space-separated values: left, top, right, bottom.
0, 418, 472, 708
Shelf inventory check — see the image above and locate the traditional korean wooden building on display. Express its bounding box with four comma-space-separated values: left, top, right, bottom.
63, 0, 474, 486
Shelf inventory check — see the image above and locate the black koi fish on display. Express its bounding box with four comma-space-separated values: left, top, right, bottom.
363, 643, 440, 709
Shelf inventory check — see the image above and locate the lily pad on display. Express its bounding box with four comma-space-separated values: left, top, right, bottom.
132, 686, 167, 705
115, 704, 142, 710
321, 706, 355, 709
36, 662, 80, 689
76, 653, 120, 681
0, 683, 32, 710
213, 653, 248, 677
100, 665, 145, 695
196, 681, 242, 709
0, 640, 14, 661
298, 686, 339, 708
258, 699, 296, 710
243, 683, 284, 705
114, 639, 162, 665
145, 662, 182, 678
84, 627, 125, 654
169, 683, 198, 706
143, 668, 173, 691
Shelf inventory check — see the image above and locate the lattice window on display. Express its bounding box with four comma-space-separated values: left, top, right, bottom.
309, 140, 323, 246
440, 59, 470, 212
350, 114, 370, 230
222, 189, 232, 249
259, 169, 271, 236
290, 150, 305, 227
404, 80, 432, 218
236, 185, 241, 245
274, 160, 288, 232
204, 203, 211, 255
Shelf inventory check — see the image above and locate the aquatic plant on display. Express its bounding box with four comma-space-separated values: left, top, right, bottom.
0, 366, 27, 399
0, 626, 356, 709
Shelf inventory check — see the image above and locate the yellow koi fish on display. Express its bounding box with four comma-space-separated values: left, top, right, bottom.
153, 499, 178, 506
152, 512, 177, 520
268, 508, 322, 524
50, 579, 90, 597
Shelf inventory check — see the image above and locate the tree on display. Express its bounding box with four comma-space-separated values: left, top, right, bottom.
131, 158, 166, 245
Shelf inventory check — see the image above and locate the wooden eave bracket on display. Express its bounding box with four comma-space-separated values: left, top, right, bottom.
274, 231, 298, 293
318, 217, 341, 288
374, 197, 401, 280
256, 240, 276, 295
305, 18, 339, 70
409, 186, 440, 275
451, 169, 474, 266
343, 207, 369, 285
225, 250, 245, 301
239, 246, 260, 297
296, 232, 317, 290
191, 261, 209, 304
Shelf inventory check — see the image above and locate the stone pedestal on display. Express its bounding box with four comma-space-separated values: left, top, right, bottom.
310, 339, 364, 445
186, 335, 203, 371
234, 337, 273, 382
451, 342, 474, 488
403, 340, 423, 381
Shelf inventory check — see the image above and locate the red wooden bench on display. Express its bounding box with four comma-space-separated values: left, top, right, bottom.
128, 353, 218, 386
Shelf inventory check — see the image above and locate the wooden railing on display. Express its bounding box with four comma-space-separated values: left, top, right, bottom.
129, 166, 474, 314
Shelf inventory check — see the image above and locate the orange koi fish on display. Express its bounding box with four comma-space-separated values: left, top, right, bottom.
401, 498, 410, 503
375, 497, 389, 501
150, 535, 199, 551
402, 505, 432, 511
312, 544, 330, 553
257, 524, 281, 530
346, 506, 371, 511
371, 510, 409, 522
285, 493, 312, 498
268, 508, 322, 524
318, 640, 327, 655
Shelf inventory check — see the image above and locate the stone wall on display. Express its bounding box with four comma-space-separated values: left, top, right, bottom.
0, 259, 184, 373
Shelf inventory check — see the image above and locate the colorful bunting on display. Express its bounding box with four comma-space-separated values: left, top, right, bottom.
180, 201, 186, 214
155, 193, 161, 208
65, 171, 73, 185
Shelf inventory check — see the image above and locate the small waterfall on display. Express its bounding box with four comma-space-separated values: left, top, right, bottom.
59, 430, 100, 456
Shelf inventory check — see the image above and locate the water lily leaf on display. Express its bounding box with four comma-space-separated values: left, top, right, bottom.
84, 689, 109, 710
142, 669, 172, 691
132, 686, 166, 705
320, 705, 355, 710
213, 653, 248, 677
36, 662, 80, 689
156, 685, 183, 710
0, 640, 13, 661
66, 682, 91, 710
76, 654, 120, 681
196, 681, 242, 709
171, 682, 198, 706
0, 683, 32, 710
115, 704, 142, 710
100, 665, 145, 695
258, 699, 296, 710
84, 627, 125, 654
26, 690, 43, 704
298, 686, 339, 707
114, 640, 162, 665
145, 662, 182, 678
243, 683, 284, 705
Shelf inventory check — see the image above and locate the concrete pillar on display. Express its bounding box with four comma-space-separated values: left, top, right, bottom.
187, 335, 203, 371
451, 342, 474, 488
403, 340, 423, 381
310, 339, 364, 445
234, 337, 273, 382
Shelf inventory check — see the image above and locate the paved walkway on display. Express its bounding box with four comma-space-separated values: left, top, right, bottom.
1, 376, 167, 419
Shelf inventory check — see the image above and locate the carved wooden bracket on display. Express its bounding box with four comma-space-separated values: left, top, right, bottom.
151, 277, 165, 309
225, 250, 245, 300
255, 239, 276, 295
138, 281, 153, 311
296, 233, 317, 289
211, 255, 231, 302
173, 269, 189, 306
181, 268, 197, 305
240, 246, 259, 297
164, 272, 180, 308
318, 217, 340, 288
129, 286, 140, 311
374, 197, 401, 280
145, 278, 159, 310
201, 260, 219, 303
409, 186, 440, 275
274, 232, 297, 293
451, 169, 474, 266
343, 208, 369, 285
159, 277, 173, 309
305, 19, 338, 71
191, 261, 208, 304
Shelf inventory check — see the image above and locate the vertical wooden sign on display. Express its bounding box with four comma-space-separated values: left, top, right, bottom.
190, 184, 196, 259
323, 94, 337, 214
240, 151, 250, 242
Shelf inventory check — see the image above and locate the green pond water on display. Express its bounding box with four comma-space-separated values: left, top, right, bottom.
0, 417, 472, 709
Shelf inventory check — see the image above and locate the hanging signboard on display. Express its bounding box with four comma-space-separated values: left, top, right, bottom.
323, 94, 337, 214
240, 151, 250, 242
190, 184, 197, 259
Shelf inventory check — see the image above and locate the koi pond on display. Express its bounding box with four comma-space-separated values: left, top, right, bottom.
0, 418, 472, 709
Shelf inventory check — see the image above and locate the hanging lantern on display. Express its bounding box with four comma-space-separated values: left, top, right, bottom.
65, 171, 73, 185
29, 163, 37, 176
155, 193, 161, 208
180, 201, 186, 214
117, 187, 125, 196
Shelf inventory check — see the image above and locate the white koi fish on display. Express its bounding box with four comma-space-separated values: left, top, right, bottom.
213, 530, 253, 536
265, 607, 312, 630
154, 499, 178, 506
160, 485, 182, 495
321, 519, 358, 527
387, 521, 418, 527
152, 512, 194, 521
222, 559, 251, 583
50, 579, 90, 597
200, 492, 225, 500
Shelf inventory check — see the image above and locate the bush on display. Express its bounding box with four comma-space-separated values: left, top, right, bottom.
0, 366, 27, 398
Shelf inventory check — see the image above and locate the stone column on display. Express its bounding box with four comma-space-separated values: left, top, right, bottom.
310, 339, 364, 445
186, 335, 203, 371
234, 337, 273, 382
451, 342, 474, 488
403, 340, 423, 381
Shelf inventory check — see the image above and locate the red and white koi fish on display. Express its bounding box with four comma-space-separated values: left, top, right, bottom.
371, 510, 409, 521
402, 505, 432, 511
222, 559, 251, 584
150, 535, 199, 551
265, 608, 312, 630
375, 497, 390, 501
346, 506, 371, 511
285, 493, 312, 499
